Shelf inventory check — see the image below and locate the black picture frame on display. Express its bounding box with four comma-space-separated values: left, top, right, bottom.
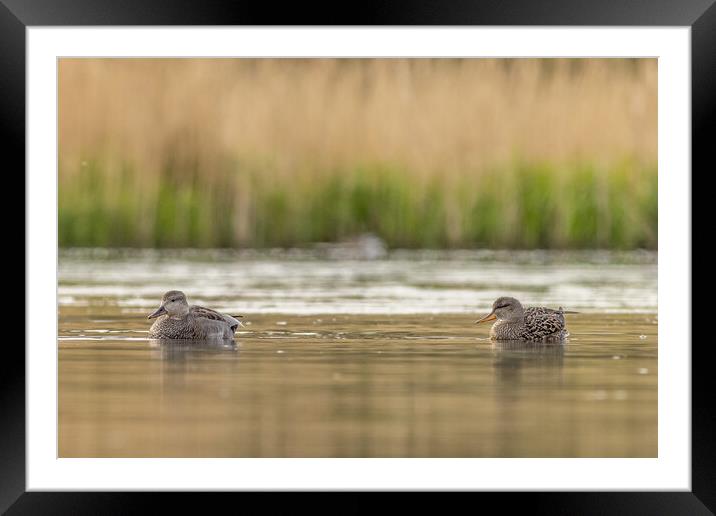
7, 0, 708, 513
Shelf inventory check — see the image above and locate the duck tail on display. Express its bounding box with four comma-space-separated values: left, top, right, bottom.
557, 306, 579, 314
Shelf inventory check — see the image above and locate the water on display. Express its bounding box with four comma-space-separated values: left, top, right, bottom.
58, 249, 657, 457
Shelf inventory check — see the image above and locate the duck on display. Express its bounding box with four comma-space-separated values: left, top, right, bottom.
147, 290, 242, 340
475, 296, 576, 342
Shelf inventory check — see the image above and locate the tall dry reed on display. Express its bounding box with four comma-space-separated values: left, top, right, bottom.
59, 58, 657, 249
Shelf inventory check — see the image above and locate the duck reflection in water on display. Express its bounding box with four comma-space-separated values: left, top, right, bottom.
491, 340, 565, 387
148, 339, 241, 397
149, 338, 239, 363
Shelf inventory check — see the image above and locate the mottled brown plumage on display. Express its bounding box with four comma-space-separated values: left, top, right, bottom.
476, 296, 573, 342
147, 290, 242, 340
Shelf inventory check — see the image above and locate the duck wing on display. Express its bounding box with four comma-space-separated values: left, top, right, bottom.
524, 306, 566, 339
191, 306, 242, 330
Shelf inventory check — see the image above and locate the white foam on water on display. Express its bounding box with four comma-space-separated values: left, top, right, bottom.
59, 250, 657, 315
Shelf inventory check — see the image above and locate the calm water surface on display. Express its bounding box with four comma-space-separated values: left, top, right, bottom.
59, 250, 657, 457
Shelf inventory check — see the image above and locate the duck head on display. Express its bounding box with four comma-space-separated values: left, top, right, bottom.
476, 296, 525, 324
148, 290, 190, 319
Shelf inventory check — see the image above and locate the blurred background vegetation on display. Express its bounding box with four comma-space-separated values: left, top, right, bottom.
59, 58, 657, 249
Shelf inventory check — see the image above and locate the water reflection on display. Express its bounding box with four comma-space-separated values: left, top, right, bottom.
491, 341, 565, 385
149, 339, 239, 362
147, 339, 242, 400
487, 342, 568, 456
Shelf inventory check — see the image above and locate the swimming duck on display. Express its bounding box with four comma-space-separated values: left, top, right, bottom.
476, 296, 575, 341
147, 290, 242, 340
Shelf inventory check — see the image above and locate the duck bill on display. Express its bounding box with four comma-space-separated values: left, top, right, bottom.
147, 305, 167, 319
475, 312, 497, 324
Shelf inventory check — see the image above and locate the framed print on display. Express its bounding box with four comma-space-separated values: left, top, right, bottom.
7, 0, 709, 512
